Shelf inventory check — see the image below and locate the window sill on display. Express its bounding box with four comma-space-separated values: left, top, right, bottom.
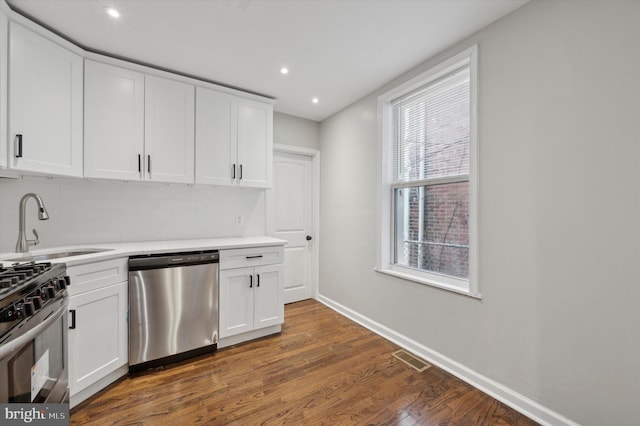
374, 267, 482, 300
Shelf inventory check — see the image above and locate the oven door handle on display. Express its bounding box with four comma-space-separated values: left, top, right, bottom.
0, 299, 68, 359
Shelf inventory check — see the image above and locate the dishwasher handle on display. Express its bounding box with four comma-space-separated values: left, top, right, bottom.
129, 250, 219, 270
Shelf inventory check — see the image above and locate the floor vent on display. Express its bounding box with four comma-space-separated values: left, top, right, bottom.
392, 350, 431, 372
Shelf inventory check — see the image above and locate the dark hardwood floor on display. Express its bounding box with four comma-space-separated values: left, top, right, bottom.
71, 300, 538, 425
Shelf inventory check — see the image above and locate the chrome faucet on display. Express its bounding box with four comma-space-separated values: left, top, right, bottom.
15, 193, 50, 253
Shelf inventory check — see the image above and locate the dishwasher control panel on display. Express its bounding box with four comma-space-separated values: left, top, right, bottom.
129, 250, 219, 270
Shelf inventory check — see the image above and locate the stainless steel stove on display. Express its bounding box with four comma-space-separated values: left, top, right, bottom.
0, 261, 70, 404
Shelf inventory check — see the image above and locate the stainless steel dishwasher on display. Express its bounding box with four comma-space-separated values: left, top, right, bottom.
128, 250, 219, 371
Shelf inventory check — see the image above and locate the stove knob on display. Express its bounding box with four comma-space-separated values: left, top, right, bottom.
63, 275, 71, 287
55, 278, 66, 290
44, 286, 57, 299
14, 305, 24, 320
23, 301, 35, 317
29, 296, 43, 310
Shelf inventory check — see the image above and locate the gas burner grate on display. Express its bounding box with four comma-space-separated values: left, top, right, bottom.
0, 262, 56, 297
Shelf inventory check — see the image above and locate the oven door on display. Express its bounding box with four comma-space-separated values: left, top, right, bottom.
0, 297, 69, 404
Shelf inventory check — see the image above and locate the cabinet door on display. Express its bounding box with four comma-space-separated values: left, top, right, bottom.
236, 99, 273, 188
254, 264, 284, 329
68, 281, 127, 396
8, 22, 83, 176
219, 267, 254, 338
195, 87, 237, 185
0, 11, 7, 169
144, 75, 195, 183
84, 61, 145, 180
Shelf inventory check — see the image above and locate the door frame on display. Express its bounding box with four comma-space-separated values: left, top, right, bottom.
267, 144, 320, 301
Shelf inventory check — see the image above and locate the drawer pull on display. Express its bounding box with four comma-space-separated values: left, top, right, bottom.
245, 255, 263, 259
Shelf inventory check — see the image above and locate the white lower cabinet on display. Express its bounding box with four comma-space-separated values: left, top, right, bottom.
219, 264, 283, 338
66, 258, 128, 408
252, 265, 283, 330
68, 282, 127, 395
219, 246, 284, 340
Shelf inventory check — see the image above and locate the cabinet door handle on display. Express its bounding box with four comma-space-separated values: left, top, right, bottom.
147, 155, 151, 174
239, 164, 243, 180
69, 309, 76, 329
15, 134, 23, 158
257, 274, 260, 287
138, 154, 141, 173
249, 275, 253, 288
232, 164, 236, 179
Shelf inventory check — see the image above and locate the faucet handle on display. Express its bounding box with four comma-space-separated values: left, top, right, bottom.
30, 229, 40, 247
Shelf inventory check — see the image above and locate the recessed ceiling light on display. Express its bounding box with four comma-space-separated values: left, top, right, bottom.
312, 97, 319, 104
280, 67, 289, 75
106, 8, 120, 18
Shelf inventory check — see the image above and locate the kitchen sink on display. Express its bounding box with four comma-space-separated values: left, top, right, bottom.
6, 248, 114, 262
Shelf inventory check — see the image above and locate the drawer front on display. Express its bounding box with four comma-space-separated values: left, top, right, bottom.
66, 258, 128, 296
219, 245, 284, 270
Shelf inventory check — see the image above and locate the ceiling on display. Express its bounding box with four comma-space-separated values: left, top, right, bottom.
6, 0, 528, 122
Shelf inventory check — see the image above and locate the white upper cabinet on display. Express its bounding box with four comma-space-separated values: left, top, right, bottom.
84, 60, 145, 181
1, 11, 272, 184
8, 22, 83, 177
195, 87, 236, 185
0, 10, 7, 169
85, 62, 196, 184
237, 99, 273, 188
145, 75, 195, 184
196, 86, 273, 188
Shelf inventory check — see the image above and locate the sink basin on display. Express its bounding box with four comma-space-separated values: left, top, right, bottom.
6, 248, 114, 262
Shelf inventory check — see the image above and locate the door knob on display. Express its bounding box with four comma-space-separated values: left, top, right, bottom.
306, 235, 312, 241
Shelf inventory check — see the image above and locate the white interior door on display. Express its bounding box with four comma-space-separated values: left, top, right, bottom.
267, 151, 314, 303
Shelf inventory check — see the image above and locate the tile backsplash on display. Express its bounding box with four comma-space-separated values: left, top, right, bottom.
0, 175, 266, 253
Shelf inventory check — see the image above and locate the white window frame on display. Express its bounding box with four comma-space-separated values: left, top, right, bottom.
376, 46, 480, 299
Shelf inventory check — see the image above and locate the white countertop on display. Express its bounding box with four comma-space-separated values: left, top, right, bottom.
0, 236, 286, 267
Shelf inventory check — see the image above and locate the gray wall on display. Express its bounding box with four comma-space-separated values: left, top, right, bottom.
274, 112, 320, 150
318, 1, 640, 425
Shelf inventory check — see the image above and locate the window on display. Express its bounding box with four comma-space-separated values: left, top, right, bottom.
377, 46, 479, 297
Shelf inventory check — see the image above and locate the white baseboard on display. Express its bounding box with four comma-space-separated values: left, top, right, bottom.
316, 294, 579, 426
